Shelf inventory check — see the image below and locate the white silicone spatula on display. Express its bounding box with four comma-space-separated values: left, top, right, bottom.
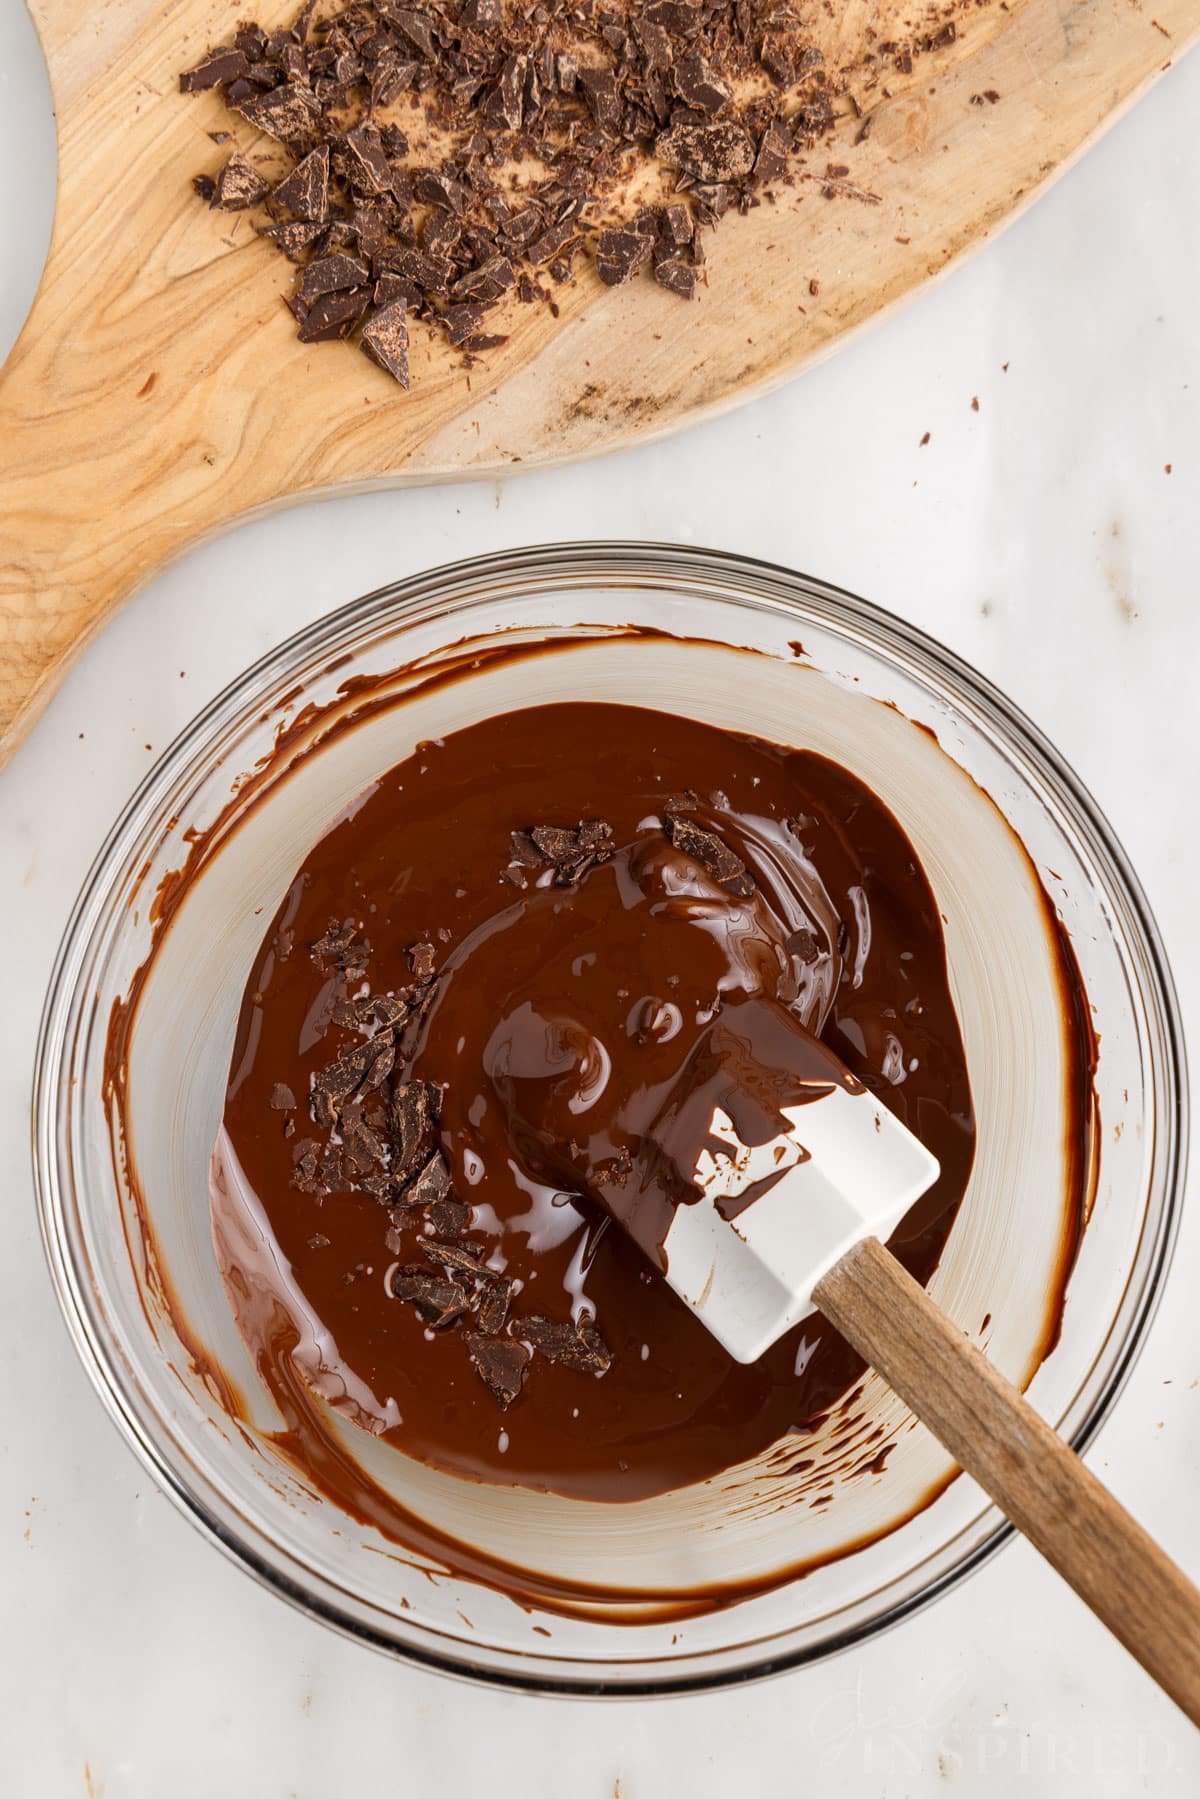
621, 1043, 1200, 1726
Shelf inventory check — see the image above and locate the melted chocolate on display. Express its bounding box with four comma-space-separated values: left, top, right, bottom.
219, 702, 979, 1501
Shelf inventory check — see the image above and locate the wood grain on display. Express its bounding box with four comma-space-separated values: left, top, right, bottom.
0, 0, 1197, 762
816, 1237, 1200, 1727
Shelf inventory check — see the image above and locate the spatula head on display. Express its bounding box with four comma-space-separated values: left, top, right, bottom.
657, 1083, 940, 1363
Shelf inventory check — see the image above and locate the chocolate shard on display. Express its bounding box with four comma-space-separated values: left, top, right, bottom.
653, 255, 698, 300
476, 1275, 512, 1336
672, 52, 731, 115
656, 121, 755, 183
464, 1333, 528, 1408
237, 82, 321, 146
439, 302, 483, 347
388, 1079, 441, 1181
269, 1083, 296, 1110
299, 251, 371, 303
296, 287, 371, 342
515, 1315, 612, 1374
452, 254, 515, 302
418, 1237, 494, 1278
754, 119, 791, 183
180, 48, 250, 92
311, 921, 370, 973
340, 1109, 387, 1173
595, 228, 652, 287
578, 67, 621, 132
361, 299, 411, 387
408, 941, 436, 980
530, 824, 583, 864
664, 812, 753, 895
271, 143, 330, 222
344, 120, 394, 194
407, 1148, 452, 1209
211, 152, 270, 211
459, 0, 502, 23
260, 219, 325, 259
390, 1265, 471, 1327
429, 1195, 471, 1238
311, 1030, 395, 1124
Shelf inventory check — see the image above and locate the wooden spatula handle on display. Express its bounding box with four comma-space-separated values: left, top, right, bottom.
815, 1236, 1200, 1726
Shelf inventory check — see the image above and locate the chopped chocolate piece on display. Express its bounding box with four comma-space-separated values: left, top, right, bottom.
429, 1195, 471, 1238
311, 1031, 395, 1126
516, 1315, 613, 1374
389, 7, 436, 56
291, 1138, 323, 1192
531, 825, 583, 864
388, 1079, 440, 1181
344, 121, 394, 194
509, 829, 543, 867
526, 221, 578, 266
271, 144, 330, 222
453, 254, 515, 302
408, 941, 436, 980
755, 119, 791, 183
786, 927, 821, 963
419, 1237, 494, 1278
180, 49, 251, 92
476, 1275, 512, 1336
269, 1083, 296, 1110
192, 174, 216, 203
299, 252, 371, 303
672, 53, 731, 115
595, 228, 652, 287
311, 921, 369, 973
407, 1148, 452, 1209
361, 299, 411, 387
261, 219, 325, 258
390, 1265, 471, 1327
211, 153, 270, 211
464, 1333, 527, 1407
661, 203, 694, 247
656, 121, 755, 183
340, 1109, 387, 1173
236, 82, 321, 146
664, 813, 754, 895
296, 287, 370, 342
578, 67, 621, 133
460, 0, 502, 25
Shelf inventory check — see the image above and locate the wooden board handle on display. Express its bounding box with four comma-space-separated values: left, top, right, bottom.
815, 1236, 1200, 1726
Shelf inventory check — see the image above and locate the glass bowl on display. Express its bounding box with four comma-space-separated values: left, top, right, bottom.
33, 543, 1186, 1695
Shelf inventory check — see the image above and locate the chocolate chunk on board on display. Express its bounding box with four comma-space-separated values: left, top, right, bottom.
664, 813, 754, 896
464, 1333, 528, 1408
595, 229, 652, 288
361, 300, 411, 388
271, 144, 329, 222
515, 1315, 612, 1374
210, 153, 270, 211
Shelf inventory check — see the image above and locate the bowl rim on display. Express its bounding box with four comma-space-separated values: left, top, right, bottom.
32, 539, 1189, 1697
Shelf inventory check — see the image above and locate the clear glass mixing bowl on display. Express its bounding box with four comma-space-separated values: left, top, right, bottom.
33, 544, 1186, 1695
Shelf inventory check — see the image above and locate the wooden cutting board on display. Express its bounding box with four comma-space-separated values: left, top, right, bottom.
1, 0, 1196, 764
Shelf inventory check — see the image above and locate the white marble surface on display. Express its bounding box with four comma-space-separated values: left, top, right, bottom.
3, 1, 1199, 1790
